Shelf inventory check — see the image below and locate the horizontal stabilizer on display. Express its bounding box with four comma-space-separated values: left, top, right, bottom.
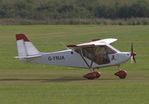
15, 54, 42, 59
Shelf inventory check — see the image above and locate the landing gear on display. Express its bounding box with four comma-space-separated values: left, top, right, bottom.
83, 69, 101, 80
83, 67, 127, 80
115, 70, 127, 79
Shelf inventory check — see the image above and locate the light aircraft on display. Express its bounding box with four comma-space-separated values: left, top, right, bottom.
15, 34, 136, 80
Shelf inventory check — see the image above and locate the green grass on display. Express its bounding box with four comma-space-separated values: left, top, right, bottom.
0, 25, 149, 104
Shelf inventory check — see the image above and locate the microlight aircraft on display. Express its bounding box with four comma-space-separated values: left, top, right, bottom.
15, 34, 136, 80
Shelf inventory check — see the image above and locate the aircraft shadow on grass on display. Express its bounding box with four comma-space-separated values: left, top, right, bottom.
0, 77, 84, 83
0, 77, 117, 83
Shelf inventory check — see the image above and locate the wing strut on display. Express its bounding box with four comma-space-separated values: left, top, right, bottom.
79, 49, 94, 69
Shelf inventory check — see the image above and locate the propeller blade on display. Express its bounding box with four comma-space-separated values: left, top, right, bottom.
130, 43, 136, 63
131, 43, 133, 53
133, 54, 136, 63
131, 56, 133, 63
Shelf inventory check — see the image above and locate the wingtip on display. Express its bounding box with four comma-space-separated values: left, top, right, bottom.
16, 34, 30, 41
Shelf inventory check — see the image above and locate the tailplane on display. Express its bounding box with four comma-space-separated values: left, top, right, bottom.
15, 34, 41, 59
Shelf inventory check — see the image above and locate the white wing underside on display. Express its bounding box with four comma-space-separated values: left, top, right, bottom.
78, 38, 117, 46
67, 38, 117, 49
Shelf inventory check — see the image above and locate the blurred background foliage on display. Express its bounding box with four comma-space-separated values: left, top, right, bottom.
0, 0, 149, 24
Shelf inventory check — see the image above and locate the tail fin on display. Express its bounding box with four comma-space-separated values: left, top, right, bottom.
16, 34, 40, 58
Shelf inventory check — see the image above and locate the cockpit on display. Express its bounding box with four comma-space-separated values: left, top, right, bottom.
75, 45, 117, 65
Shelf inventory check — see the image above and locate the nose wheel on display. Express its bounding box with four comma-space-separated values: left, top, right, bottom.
115, 70, 127, 79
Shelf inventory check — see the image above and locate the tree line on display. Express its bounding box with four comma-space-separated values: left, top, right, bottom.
0, 0, 149, 24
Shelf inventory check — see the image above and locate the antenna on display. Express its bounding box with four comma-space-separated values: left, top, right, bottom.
59, 42, 69, 49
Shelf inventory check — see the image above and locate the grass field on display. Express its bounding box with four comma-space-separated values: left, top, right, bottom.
0, 25, 149, 104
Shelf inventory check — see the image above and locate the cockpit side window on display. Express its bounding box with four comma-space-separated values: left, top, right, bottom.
105, 46, 116, 54
75, 45, 115, 65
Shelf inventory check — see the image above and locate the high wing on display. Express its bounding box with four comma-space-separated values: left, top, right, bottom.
67, 38, 117, 49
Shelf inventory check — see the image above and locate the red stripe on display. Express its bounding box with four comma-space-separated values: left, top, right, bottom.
16, 34, 30, 41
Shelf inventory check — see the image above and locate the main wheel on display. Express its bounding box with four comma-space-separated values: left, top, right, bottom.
83, 71, 101, 80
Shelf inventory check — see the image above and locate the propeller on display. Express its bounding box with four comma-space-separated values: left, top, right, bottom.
131, 43, 136, 63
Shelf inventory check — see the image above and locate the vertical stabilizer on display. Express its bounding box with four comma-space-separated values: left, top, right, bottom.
16, 34, 40, 58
